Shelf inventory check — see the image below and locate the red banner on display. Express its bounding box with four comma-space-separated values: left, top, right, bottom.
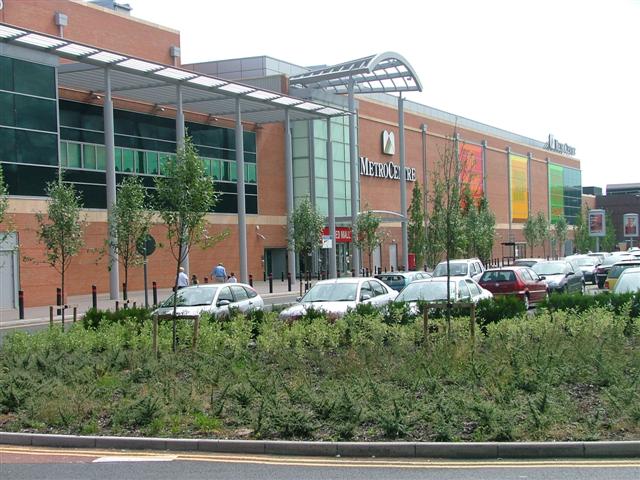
322, 226, 352, 243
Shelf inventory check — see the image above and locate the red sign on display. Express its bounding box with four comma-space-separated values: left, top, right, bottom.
322, 226, 352, 243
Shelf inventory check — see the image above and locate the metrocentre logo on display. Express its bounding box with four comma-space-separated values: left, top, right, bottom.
359, 157, 416, 182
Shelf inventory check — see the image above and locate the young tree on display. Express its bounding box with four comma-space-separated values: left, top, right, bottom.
408, 182, 426, 269
523, 215, 538, 257
0, 165, 8, 229
460, 184, 475, 258
109, 177, 152, 299
475, 196, 496, 265
535, 212, 550, 258
354, 207, 384, 273
424, 186, 444, 269
155, 136, 225, 351
553, 216, 568, 257
289, 196, 324, 281
573, 205, 594, 253
602, 211, 617, 252
36, 181, 85, 318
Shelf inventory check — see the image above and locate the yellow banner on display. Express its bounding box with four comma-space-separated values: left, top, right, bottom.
510, 154, 528, 222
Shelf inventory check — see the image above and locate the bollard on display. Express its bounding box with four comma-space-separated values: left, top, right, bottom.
122, 282, 128, 301
263, 271, 267, 282
18, 290, 24, 320
152, 281, 158, 306
317, 271, 320, 281
56, 287, 62, 315
49, 305, 54, 328
268, 273, 273, 293
351, 269, 355, 277
73, 306, 77, 323
115, 300, 119, 312
204, 276, 209, 284
92, 285, 97, 310
281, 271, 284, 282
249, 274, 253, 287
337, 269, 341, 278
287, 272, 291, 291
133, 301, 137, 309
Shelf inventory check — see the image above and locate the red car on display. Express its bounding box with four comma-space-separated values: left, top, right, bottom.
478, 267, 548, 309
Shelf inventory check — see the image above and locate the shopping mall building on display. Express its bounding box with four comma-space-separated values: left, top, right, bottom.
0, 0, 583, 308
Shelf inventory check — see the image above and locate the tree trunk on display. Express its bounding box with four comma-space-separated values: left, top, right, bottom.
172, 239, 183, 353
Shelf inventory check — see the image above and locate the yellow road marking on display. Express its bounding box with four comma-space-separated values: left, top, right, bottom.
1, 446, 639, 470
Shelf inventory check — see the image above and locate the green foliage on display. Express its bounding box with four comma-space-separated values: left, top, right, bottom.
602, 211, 617, 252
474, 196, 496, 265
110, 177, 152, 288
36, 181, 85, 299
408, 182, 426, 269
574, 204, 596, 253
553, 215, 568, 257
354, 207, 385, 271
81, 307, 152, 330
476, 296, 527, 330
523, 215, 538, 255
535, 212, 551, 257
0, 164, 8, 228
538, 291, 640, 319
289, 196, 324, 273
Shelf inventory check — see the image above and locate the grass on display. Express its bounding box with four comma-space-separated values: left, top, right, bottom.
0, 305, 639, 442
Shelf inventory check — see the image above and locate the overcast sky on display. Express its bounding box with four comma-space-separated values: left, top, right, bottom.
126, 0, 639, 190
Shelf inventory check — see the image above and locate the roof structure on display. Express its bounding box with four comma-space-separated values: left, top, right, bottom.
288, 52, 422, 95
0, 23, 347, 124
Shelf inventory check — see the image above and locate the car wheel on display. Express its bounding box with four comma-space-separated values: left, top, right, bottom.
523, 294, 530, 310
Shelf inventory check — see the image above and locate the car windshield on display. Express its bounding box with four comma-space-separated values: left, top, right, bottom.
574, 258, 596, 266
610, 264, 640, 278
532, 262, 567, 275
514, 260, 537, 267
433, 262, 468, 277
376, 275, 406, 289
396, 281, 455, 302
603, 255, 634, 266
614, 272, 640, 294
160, 286, 218, 307
302, 282, 358, 302
481, 271, 516, 282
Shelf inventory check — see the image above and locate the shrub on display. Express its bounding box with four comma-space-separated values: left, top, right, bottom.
476, 295, 526, 329
82, 307, 151, 330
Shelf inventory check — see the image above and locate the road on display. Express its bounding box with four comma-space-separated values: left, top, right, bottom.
2, 445, 639, 480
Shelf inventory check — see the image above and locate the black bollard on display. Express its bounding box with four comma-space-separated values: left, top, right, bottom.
287, 272, 292, 291
152, 281, 158, 306
249, 274, 253, 287
122, 282, 128, 301
18, 290, 24, 320
268, 273, 273, 293
92, 285, 97, 310
337, 269, 341, 278
204, 276, 209, 284
351, 269, 355, 277
281, 271, 284, 282
56, 287, 62, 315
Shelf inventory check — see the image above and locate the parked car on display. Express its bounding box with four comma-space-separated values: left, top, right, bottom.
395, 277, 492, 312
587, 252, 608, 265
612, 267, 640, 294
628, 248, 640, 259
513, 258, 546, 268
532, 260, 585, 294
431, 258, 485, 281
565, 254, 599, 285
375, 271, 432, 292
595, 253, 636, 288
604, 260, 640, 290
153, 283, 264, 319
478, 266, 548, 309
278, 277, 397, 321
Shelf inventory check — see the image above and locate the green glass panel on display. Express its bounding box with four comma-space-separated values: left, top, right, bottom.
294, 177, 310, 198
122, 149, 135, 173
293, 157, 309, 177
315, 158, 327, 177
59, 142, 67, 167
67, 142, 81, 168
13, 59, 56, 98
315, 179, 328, 196
0, 57, 14, 91
291, 120, 308, 138
146, 151, 158, 174
245, 163, 257, 183
314, 139, 327, 159
115, 148, 122, 171
0, 92, 14, 127
548, 164, 564, 222
314, 119, 327, 140
212, 159, 222, 180
137, 150, 146, 173
293, 138, 309, 156
83, 144, 97, 170
14, 95, 57, 132
230, 162, 237, 181
96, 145, 106, 171
16, 130, 57, 166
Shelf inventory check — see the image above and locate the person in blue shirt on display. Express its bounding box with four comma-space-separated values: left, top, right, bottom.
177, 267, 189, 289
212, 262, 227, 283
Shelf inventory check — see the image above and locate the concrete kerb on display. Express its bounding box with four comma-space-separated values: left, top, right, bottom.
2, 433, 639, 458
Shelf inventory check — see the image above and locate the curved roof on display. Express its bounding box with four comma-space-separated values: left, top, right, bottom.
289, 52, 422, 94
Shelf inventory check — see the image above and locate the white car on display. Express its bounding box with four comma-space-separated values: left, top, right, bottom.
153, 283, 264, 319
279, 277, 397, 321
431, 258, 486, 281
612, 267, 640, 294
395, 277, 493, 313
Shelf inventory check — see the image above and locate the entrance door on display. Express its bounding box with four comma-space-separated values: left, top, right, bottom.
372, 245, 381, 274
264, 248, 287, 279
389, 243, 398, 271
0, 232, 18, 310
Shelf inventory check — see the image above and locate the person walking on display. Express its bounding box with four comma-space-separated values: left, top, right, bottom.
226, 272, 237, 283
177, 267, 189, 289
212, 262, 227, 283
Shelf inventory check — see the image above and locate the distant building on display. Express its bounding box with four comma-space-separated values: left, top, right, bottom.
595, 184, 640, 248
582, 186, 602, 196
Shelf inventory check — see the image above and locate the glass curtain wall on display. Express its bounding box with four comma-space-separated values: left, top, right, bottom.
548, 163, 582, 225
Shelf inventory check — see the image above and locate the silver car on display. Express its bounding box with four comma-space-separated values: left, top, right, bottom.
279, 277, 397, 321
153, 283, 264, 319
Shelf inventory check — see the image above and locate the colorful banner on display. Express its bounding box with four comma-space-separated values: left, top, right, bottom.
548, 164, 564, 222
588, 209, 606, 237
459, 143, 483, 199
509, 154, 528, 222
623, 213, 639, 237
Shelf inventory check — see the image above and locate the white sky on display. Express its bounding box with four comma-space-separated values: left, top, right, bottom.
127, 0, 640, 190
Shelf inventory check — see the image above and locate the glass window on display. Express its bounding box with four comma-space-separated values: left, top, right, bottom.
212, 159, 222, 180
59, 142, 68, 167
13, 59, 56, 99
137, 150, 146, 174
83, 144, 97, 170
114, 148, 122, 171
371, 280, 386, 296
229, 162, 237, 181
14, 95, 57, 132
0, 57, 14, 91
146, 151, 158, 174
466, 279, 481, 295
66, 142, 81, 168
217, 287, 234, 304
96, 145, 106, 171
231, 285, 248, 301
360, 281, 374, 300
0, 92, 14, 127
122, 149, 135, 173
15, 130, 57, 166
458, 281, 471, 300
245, 163, 257, 183
244, 286, 258, 298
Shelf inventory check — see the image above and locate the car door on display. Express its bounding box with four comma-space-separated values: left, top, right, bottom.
371, 279, 393, 306
525, 268, 547, 301
215, 286, 235, 317
465, 279, 483, 302
230, 285, 251, 313
457, 280, 472, 303
565, 263, 579, 293
359, 281, 375, 305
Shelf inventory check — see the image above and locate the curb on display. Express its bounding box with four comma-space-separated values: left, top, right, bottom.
2, 433, 639, 458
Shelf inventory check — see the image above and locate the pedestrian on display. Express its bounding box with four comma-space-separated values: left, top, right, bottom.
227, 272, 237, 283
212, 262, 227, 283
177, 267, 189, 289
191, 274, 198, 285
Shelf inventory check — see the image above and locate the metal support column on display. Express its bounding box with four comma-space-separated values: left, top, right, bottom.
235, 97, 248, 283
398, 94, 408, 271
527, 152, 533, 218
104, 68, 119, 300
176, 83, 188, 274
481, 140, 488, 195
284, 109, 297, 285
506, 147, 512, 241
326, 117, 337, 278
421, 123, 428, 214
348, 79, 360, 275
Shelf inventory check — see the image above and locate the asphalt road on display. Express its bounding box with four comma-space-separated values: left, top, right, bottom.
2, 446, 639, 480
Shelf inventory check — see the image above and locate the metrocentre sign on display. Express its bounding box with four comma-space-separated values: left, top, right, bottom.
359, 156, 416, 182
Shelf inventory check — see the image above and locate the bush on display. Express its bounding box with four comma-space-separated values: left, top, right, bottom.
538, 291, 640, 318
82, 306, 151, 330
476, 295, 526, 330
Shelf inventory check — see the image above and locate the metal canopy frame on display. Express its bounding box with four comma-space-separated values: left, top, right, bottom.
289, 52, 423, 94
0, 23, 347, 123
